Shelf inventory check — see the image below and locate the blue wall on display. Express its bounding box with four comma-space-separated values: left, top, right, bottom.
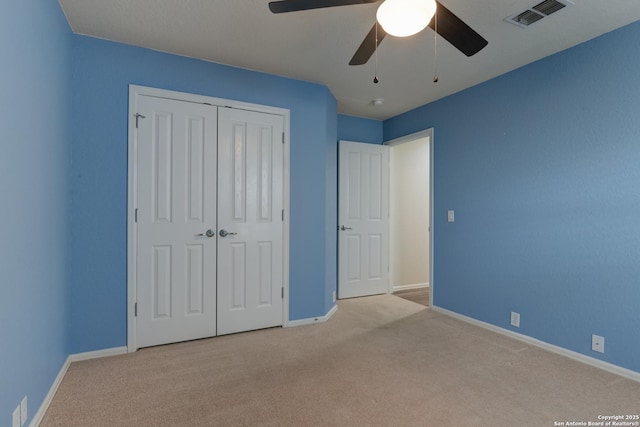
0, 0, 72, 423
69, 36, 338, 353
385, 22, 640, 373
338, 114, 383, 145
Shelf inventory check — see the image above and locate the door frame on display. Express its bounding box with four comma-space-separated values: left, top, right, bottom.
127, 85, 291, 352
383, 128, 434, 304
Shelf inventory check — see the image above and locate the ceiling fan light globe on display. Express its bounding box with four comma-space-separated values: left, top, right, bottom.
376, 0, 437, 37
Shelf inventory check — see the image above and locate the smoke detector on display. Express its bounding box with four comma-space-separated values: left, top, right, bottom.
505, 0, 574, 28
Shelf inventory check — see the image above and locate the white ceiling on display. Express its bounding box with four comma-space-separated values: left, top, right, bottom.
58, 0, 640, 120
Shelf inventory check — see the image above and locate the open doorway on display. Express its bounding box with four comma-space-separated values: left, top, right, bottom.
387, 129, 432, 307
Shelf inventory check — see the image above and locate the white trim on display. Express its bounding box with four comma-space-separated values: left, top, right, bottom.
384, 129, 433, 147
127, 85, 290, 351
128, 85, 291, 116
29, 357, 71, 427
429, 129, 434, 311
127, 86, 138, 352
392, 282, 430, 292
69, 346, 128, 362
282, 113, 291, 329
432, 305, 640, 383
286, 304, 338, 327
29, 346, 128, 426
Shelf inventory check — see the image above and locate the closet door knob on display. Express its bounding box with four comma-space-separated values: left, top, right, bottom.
219, 229, 237, 237
197, 229, 215, 238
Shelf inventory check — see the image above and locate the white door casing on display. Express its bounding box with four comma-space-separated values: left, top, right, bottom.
217, 108, 284, 335
136, 95, 218, 348
338, 141, 390, 299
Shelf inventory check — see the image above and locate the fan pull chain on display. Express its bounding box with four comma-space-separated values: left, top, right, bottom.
373, 22, 380, 84
433, 8, 439, 83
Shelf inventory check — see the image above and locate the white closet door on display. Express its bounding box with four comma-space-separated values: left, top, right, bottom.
216, 108, 284, 335
136, 95, 218, 348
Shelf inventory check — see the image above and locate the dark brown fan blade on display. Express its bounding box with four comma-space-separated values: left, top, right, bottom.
269, 0, 377, 14
349, 22, 387, 66
429, 1, 487, 57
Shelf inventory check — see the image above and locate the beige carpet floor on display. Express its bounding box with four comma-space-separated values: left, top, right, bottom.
41, 295, 640, 426
393, 287, 430, 307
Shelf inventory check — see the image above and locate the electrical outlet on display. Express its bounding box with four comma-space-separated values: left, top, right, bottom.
332, 290, 336, 303
592, 334, 605, 353
510, 311, 520, 328
12, 405, 20, 427
447, 210, 455, 223
20, 396, 27, 426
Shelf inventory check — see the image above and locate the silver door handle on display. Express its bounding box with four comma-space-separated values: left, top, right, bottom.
197, 229, 215, 238
219, 229, 237, 237
340, 226, 352, 231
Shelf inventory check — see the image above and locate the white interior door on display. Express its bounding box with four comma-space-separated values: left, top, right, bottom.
217, 108, 284, 335
136, 95, 218, 348
338, 141, 390, 299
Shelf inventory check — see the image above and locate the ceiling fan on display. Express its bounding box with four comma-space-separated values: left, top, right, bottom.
268, 0, 488, 66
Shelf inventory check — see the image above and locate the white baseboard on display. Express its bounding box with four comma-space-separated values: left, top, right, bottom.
286, 304, 338, 327
29, 356, 71, 427
393, 282, 429, 292
70, 346, 128, 362
431, 305, 640, 384
29, 347, 128, 427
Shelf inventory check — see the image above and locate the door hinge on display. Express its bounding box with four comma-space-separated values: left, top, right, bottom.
134, 208, 138, 223
282, 209, 284, 222
134, 113, 146, 129
282, 132, 285, 144
281, 287, 284, 299
134, 302, 138, 317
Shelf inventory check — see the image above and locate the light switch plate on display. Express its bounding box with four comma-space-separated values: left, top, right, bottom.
447, 210, 455, 222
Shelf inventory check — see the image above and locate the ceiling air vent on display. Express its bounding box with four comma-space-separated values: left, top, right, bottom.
505, 0, 574, 29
